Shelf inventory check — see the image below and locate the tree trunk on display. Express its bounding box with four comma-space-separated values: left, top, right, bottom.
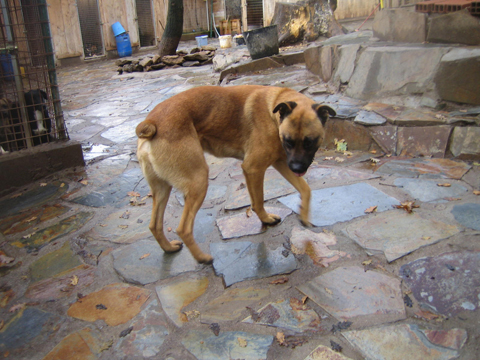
158, 0, 184, 57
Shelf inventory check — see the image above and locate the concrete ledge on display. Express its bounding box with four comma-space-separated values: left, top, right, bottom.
0, 141, 85, 197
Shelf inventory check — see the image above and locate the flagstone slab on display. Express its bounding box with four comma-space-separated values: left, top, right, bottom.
0, 307, 53, 351
114, 299, 169, 358
343, 324, 466, 360
397, 126, 452, 158
0, 204, 70, 236
11, 211, 94, 249
394, 178, 468, 203
451, 203, 480, 231
279, 183, 399, 227
304, 345, 354, 360
305, 166, 380, 186
201, 287, 270, 323
211, 241, 298, 287
67, 283, 150, 326
290, 227, 347, 266
26, 265, 95, 300
112, 239, 199, 285
225, 176, 296, 210
298, 266, 405, 326
343, 211, 461, 262
242, 298, 321, 332
43, 327, 111, 360
400, 251, 480, 316
0, 182, 68, 218
72, 168, 150, 208
216, 207, 292, 239
354, 110, 387, 126
370, 125, 398, 154
84, 206, 151, 244
29, 241, 83, 283
155, 274, 209, 327
101, 119, 139, 143
181, 330, 273, 360
376, 158, 471, 179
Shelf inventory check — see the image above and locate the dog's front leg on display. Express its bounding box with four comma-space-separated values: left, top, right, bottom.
273, 160, 311, 227
242, 163, 281, 225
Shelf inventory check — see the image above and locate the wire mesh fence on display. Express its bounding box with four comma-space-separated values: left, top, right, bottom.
0, 0, 67, 154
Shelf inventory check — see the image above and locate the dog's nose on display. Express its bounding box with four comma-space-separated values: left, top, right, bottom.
289, 162, 307, 174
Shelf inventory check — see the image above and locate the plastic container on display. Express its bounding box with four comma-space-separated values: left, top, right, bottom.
219, 35, 232, 48
112, 21, 126, 37
0, 53, 14, 81
243, 25, 279, 60
115, 33, 132, 57
195, 35, 208, 47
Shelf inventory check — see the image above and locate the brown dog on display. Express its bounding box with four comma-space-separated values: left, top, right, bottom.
136, 85, 335, 264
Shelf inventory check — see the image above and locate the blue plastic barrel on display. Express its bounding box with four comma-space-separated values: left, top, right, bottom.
0, 53, 14, 81
112, 21, 126, 37
196, 35, 208, 47
115, 33, 132, 57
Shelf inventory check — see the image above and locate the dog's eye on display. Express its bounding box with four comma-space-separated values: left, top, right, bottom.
303, 137, 318, 150
283, 138, 295, 149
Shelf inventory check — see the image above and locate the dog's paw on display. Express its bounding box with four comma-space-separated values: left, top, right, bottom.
262, 213, 281, 226
300, 218, 312, 227
196, 253, 214, 265
166, 240, 183, 252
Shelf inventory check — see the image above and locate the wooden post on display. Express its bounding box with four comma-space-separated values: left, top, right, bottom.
241, 0, 248, 32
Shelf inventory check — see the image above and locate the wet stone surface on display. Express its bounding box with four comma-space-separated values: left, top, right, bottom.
280, 183, 399, 227
211, 241, 298, 287
451, 203, 480, 230
394, 178, 468, 203
400, 251, 480, 316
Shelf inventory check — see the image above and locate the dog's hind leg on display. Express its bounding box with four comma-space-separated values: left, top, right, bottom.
143, 165, 183, 253
273, 159, 311, 226
175, 159, 213, 264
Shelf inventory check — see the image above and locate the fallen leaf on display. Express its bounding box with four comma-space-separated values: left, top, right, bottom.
421, 236, 431, 240
25, 216, 37, 222
237, 337, 247, 348
364, 205, 377, 214
414, 309, 440, 321
290, 297, 308, 311
445, 197, 461, 201
80, 180, 88, 186
9, 303, 26, 313
99, 224, 107, 227
270, 277, 289, 285
70, 275, 79, 286
437, 183, 451, 187
370, 150, 377, 154
334, 138, 347, 152
210, 323, 220, 336
119, 326, 133, 338
394, 201, 419, 214
141, 195, 149, 201
324, 156, 333, 160
324, 287, 333, 295
473, 190, 480, 196
139, 253, 150, 260
344, 151, 353, 156
22, 232, 36, 239
10, 193, 22, 199
473, 162, 480, 166
0, 251, 15, 267
301, 296, 308, 304
60, 183, 65, 188
118, 225, 128, 229
246, 207, 253, 218
127, 191, 141, 197
334, 157, 345, 163
370, 157, 380, 164
182, 310, 200, 322
276, 332, 286, 346
362, 259, 373, 266
40, 183, 47, 187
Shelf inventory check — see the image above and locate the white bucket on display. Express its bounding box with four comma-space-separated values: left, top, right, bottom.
219, 35, 232, 48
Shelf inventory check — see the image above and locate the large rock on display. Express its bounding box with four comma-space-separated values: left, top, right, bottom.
346, 46, 448, 101
305, 44, 337, 82
373, 8, 427, 43
332, 44, 360, 84
449, 127, 480, 159
427, 9, 480, 45
434, 48, 480, 105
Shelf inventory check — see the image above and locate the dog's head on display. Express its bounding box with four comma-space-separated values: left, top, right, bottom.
274, 101, 336, 176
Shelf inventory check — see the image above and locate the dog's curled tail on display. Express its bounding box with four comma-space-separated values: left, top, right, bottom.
136, 120, 157, 139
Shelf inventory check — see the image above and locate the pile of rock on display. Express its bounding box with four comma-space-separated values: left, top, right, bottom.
116, 45, 217, 74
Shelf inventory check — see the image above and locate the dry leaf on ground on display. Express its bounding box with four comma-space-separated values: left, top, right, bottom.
276, 332, 286, 346
0, 251, 15, 267
40, 183, 47, 187
237, 337, 247, 348
270, 277, 289, 285
128, 191, 141, 197
118, 225, 128, 229
364, 205, 377, 214
324, 287, 333, 295
394, 201, 419, 213
473, 190, 480, 196
9, 303, 26, 313
22, 232, 36, 239
139, 253, 150, 260
437, 183, 451, 187
70, 275, 79, 286
80, 180, 88, 186
290, 297, 308, 311
362, 259, 373, 266
324, 156, 333, 161
334, 157, 345, 163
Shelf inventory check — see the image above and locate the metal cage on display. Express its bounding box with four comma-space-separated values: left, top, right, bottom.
0, 0, 67, 154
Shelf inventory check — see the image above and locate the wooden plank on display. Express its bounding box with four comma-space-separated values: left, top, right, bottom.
99, 0, 127, 51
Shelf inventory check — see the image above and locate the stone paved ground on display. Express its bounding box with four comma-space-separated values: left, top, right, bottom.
0, 38, 479, 360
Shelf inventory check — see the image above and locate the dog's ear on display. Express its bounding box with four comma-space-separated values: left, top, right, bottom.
273, 101, 297, 122
40, 90, 47, 100
313, 104, 336, 126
